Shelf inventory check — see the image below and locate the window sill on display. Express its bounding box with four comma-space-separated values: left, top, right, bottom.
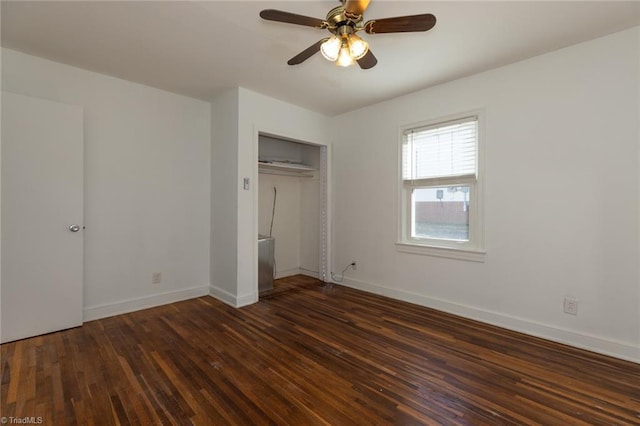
396, 242, 486, 262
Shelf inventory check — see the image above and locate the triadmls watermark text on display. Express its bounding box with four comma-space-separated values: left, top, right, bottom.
1, 417, 44, 425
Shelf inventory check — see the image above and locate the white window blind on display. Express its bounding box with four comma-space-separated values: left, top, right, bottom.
403, 116, 478, 181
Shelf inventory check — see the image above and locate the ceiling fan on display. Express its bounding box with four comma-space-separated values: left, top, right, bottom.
259, 0, 436, 69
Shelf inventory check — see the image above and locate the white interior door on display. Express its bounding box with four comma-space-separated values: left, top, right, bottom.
1, 91, 84, 343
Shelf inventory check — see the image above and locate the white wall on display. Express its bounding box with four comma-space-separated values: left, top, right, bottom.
1, 48, 211, 320
258, 173, 302, 276
210, 89, 239, 303
330, 27, 640, 362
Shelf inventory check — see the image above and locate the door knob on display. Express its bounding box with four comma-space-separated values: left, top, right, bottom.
69, 224, 80, 232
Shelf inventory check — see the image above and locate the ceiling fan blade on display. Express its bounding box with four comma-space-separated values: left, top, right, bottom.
364, 13, 436, 34
260, 9, 327, 29
344, 0, 371, 16
287, 39, 327, 65
357, 49, 377, 69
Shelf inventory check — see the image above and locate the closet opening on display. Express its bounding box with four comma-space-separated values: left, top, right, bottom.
257, 133, 328, 298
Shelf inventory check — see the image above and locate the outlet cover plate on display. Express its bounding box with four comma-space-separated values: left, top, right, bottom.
564, 297, 578, 315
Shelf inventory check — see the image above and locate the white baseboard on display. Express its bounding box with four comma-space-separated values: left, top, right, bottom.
209, 285, 257, 308
276, 267, 320, 280
275, 267, 301, 279
338, 277, 640, 364
299, 268, 320, 279
84, 285, 210, 322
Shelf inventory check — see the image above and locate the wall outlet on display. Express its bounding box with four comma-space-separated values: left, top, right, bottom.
152, 272, 161, 284
351, 261, 357, 271
564, 297, 578, 315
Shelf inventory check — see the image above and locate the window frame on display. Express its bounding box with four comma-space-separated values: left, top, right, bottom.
397, 110, 486, 262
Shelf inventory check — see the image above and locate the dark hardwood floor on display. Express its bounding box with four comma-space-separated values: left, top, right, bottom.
2, 275, 639, 425
259, 274, 321, 299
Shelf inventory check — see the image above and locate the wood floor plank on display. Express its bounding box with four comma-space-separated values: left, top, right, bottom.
1, 275, 639, 425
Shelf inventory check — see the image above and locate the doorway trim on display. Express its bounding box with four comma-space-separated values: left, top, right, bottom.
252, 129, 332, 299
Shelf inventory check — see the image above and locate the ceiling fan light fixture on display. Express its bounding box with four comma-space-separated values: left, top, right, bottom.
336, 41, 355, 67
348, 34, 369, 60
260, 4, 437, 70
320, 36, 341, 61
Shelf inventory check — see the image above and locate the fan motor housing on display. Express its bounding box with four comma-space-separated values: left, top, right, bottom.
325, 6, 362, 30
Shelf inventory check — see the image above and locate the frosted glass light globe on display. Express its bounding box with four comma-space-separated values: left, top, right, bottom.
320, 36, 341, 61
348, 35, 369, 60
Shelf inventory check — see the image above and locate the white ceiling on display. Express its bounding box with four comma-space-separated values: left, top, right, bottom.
2, 1, 639, 116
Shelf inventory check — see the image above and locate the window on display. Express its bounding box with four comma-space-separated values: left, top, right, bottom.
399, 114, 484, 259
